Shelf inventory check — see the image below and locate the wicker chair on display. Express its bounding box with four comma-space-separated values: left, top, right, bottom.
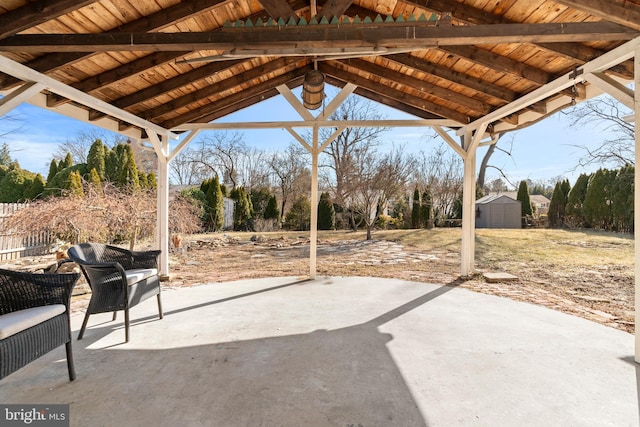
67, 243, 163, 343
0, 268, 80, 381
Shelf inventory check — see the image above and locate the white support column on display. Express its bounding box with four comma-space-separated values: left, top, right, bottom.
148, 131, 170, 278
634, 48, 640, 363
309, 126, 320, 279
460, 130, 476, 277
460, 124, 488, 277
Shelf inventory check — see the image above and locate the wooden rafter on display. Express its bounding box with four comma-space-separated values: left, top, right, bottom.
319, 62, 471, 124
0, 0, 98, 41
318, 0, 354, 19
403, 0, 634, 78
162, 71, 310, 128
257, 0, 298, 20
387, 54, 517, 102
341, 58, 492, 114
146, 58, 303, 122
554, 0, 640, 31
0, 22, 634, 53
0, 0, 230, 90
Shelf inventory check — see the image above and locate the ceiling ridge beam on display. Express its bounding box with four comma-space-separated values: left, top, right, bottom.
174, 118, 461, 131
0, 0, 98, 41
0, 22, 635, 53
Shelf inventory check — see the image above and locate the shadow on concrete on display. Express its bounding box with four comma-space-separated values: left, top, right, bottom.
0, 279, 463, 426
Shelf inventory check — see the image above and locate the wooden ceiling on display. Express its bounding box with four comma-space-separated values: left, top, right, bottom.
0, 0, 638, 138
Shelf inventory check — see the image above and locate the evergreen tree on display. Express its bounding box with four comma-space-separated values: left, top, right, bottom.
147, 171, 157, 189
421, 187, 433, 229
67, 170, 84, 197
516, 180, 533, 217
566, 173, 590, 228
264, 195, 280, 221
60, 152, 73, 170
24, 174, 45, 200
205, 176, 224, 231
548, 182, 564, 228
250, 187, 272, 219
104, 149, 119, 182
584, 169, 616, 230
318, 192, 336, 230
138, 171, 149, 188
117, 145, 140, 190
88, 167, 103, 195
230, 187, 253, 231
284, 195, 311, 231
87, 139, 106, 180
411, 186, 421, 228
46, 159, 58, 184
0, 166, 33, 202
612, 165, 634, 233
0, 143, 11, 166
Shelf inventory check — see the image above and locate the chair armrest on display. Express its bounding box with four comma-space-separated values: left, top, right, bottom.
0, 269, 80, 315
130, 250, 161, 270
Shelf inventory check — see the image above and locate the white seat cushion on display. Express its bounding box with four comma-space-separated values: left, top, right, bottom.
125, 268, 158, 286
0, 305, 66, 340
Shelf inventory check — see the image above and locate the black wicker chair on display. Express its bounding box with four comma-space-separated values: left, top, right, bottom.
67, 243, 163, 343
0, 268, 80, 381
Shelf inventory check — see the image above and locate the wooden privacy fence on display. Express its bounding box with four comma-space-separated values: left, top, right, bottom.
0, 203, 53, 261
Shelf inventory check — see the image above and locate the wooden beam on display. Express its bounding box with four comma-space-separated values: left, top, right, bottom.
258, 0, 298, 20
143, 58, 302, 122
325, 75, 443, 120
320, 62, 470, 124
387, 54, 516, 103
439, 46, 551, 86
404, 0, 634, 79
0, 22, 635, 52
82, 59, 246, 115
0, 0, 230, 89
0, 0, 99, 41
162, 72, 309, 128
342, 58, 491, 114
554, 0, 640, 31
319, 0, 353, 19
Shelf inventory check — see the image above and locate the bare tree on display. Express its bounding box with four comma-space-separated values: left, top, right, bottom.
348, 144, 415, 239
169, 145, 216, 185
269, 143, 310, 225
414, 142, 464, 222
319, 96, 388, 228
567, 96, 634, 168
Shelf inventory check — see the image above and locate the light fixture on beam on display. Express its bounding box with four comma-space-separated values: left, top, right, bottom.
302, 70, 325, 110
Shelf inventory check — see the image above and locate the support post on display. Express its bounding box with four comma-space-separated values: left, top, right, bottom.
154, 134, 170, 278
634, 48, 640, 362
460, 131, 477, 277
309, 126, 319, 279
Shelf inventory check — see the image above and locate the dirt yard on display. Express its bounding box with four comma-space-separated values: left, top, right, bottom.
4, 229, 634, 334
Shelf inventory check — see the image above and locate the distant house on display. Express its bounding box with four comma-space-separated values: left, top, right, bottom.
487, 191, 550, 216
475, 194, 522, 229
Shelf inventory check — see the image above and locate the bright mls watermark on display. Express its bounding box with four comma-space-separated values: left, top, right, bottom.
0, 405, 69, 426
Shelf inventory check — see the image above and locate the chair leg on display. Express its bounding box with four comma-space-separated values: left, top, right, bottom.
65, 341, 76, 381
77, 311, 91, 340
112, 311, 117, 321
124, 307, 130, 343
157, 294, 163, 319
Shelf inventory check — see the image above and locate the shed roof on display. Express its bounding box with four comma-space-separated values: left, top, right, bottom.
476, 194, 521, 205
0, 1, 638, 140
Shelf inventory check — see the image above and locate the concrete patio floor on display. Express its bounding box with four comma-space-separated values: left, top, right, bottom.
0, 276, 637, 427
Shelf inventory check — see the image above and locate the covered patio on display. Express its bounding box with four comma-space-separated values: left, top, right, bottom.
0, 276, 636, 426
0, 1, 640, 424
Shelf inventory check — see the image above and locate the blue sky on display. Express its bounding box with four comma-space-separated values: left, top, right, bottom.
0, 86, 622, 188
